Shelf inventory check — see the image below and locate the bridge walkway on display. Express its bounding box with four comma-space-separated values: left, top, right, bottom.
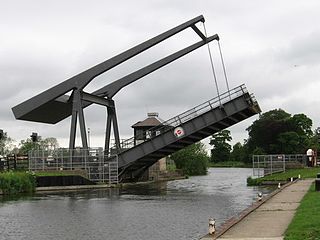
201, 179, 313, 240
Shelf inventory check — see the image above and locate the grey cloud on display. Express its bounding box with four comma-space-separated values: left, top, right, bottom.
2, 0, 320, 147
279, 31, 320, 66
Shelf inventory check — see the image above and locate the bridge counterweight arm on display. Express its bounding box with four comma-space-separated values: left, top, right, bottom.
92, 34, 219, 99
12, 15, 207, 121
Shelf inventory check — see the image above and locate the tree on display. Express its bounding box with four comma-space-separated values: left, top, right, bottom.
39, 137, 59, 150
289, 114, 313, 137
170, 142, 209, 176
0, 131, 14, 155
246, 109, 314, 154
246, 109, 290, 153
230, 142, 248, 163
209, 130, 232, 162
277, 131, 300, 154
18, 139, 40, 154
19, 137, 59, 154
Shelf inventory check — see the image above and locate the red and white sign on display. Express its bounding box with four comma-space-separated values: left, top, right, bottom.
174, 127, 185, 138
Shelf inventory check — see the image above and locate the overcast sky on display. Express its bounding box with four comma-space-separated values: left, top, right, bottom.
1, 0, 320, 149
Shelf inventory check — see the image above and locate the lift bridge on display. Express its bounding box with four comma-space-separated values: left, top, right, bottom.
12, 15, 261, 182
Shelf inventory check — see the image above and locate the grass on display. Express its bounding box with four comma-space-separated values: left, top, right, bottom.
209, 161, 251, 168
166, 164, 176, 172
285, 183, 320, 240
0, 170, 89, 195
247, 167, 320, 186
34, 170, 88, 177
0, 171, 36, 195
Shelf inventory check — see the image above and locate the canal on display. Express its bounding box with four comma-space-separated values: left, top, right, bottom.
0, 168, 273, 240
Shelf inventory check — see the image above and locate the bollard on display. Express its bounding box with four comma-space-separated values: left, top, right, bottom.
298, 174, 301, 179
257, 192, 263, 201
316, 179, 320, 192
209, 218, 216, 235
278, 183, 281, 189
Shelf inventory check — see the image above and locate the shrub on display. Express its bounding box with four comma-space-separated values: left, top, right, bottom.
246, 176, 262, 186
171, 142, 209, 176
0, 171, 36, 195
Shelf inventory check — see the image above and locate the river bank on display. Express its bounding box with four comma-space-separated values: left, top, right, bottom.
0, 174, 187, 195
209, 161, 251, 168
34, 175, 187, 193
247, 167, 320, 186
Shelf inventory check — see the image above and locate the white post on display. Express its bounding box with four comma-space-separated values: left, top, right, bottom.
209, 218, 216, 235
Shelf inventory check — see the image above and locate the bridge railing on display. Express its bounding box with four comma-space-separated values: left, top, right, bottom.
111, 84, 252, 153
28, 148, 119, 183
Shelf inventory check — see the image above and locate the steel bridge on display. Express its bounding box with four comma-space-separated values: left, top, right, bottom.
12, 15, 261, 182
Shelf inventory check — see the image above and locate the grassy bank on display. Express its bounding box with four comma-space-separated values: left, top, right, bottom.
247, 167, 320, 186
209, 161, 251, 168
285, 183, 320, 240
34, 170, 88, 177
0, 171, 36, 195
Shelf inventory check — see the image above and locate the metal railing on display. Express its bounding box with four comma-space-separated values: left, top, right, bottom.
111, 84, 253, 153
252, 154, 307, 177
28, 148, 119, 184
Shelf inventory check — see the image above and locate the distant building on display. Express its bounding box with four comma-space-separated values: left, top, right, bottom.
131, 112, 164, 145
132, 112, 167, 180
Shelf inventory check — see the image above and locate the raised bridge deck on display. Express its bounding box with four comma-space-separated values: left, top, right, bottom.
112, 84, 261, 181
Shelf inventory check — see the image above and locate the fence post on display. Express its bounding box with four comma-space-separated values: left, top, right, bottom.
252, 155, 255, 177
258, 155, 261, 177
7, 156, 10, 170
61, 150, 63, 170
42, 150, 45, 170
28, 151, 31, 171
270, 155, 273, 175
14, 154, 17, 170
177, 116, 182, 125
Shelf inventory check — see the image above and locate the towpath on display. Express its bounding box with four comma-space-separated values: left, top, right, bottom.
201, 179, 314, 240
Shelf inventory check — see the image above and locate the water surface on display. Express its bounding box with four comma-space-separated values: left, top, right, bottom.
0, 168, 273, 240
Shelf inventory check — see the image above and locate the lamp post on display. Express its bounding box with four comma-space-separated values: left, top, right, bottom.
316, 127, 320, 166
88, 128, 91, 150
0, 129, 3, 156
316, 127, 320, 142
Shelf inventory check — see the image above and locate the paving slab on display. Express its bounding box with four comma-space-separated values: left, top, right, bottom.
218, 210, 295, 238
257, 202, 300, 211
267, 190, 306, 203
208, 238, 283, 240
212, 238, 283, 240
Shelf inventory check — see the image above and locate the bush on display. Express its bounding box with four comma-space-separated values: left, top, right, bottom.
171, 142, 209, 176
246, 176, 262, 186
0, 171, 36, 195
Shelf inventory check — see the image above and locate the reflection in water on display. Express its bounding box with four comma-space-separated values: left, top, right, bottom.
0, 168, 273, 240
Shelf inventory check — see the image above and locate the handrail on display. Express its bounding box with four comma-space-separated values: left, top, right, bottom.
111, 84, 250, 153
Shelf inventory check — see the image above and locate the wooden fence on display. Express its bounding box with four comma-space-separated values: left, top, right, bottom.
0, 154, 29, 171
